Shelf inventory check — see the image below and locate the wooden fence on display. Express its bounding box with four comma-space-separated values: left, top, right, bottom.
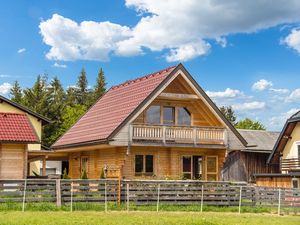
0, 179, 300, 213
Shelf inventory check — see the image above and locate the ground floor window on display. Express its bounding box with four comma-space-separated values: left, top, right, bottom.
135, 155, 154, 176
182, 156, 203, 180
206, 156, 218, 181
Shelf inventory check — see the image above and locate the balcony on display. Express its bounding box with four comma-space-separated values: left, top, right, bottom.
130, 124, 227, 146
281, 158, 300, 172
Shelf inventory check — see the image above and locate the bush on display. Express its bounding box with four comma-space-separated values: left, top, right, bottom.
62, 168, 70, 179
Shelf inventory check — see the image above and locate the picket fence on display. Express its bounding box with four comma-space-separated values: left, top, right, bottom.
0, 179, 299, 214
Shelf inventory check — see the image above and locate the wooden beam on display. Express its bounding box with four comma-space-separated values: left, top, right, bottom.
42, 157, 46, 176
159, 92, 199, 100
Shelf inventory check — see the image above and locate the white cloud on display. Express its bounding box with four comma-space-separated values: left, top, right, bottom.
39, 1, 300, 62
53, 62, 67, 68
39, 14, 131, 61
269, 108, 299, 129
0, 83, 12, 95
0, 74, 11, 78
166, 41, 210, 62
285, 88, 300, 102
17, 48, 26, 54
215, 37, 227, 48
252, 79, 273, 91
269, 88, 290, 94
283, 28, 300, 54
206, 88, 249, 99
232, 101, 266, 111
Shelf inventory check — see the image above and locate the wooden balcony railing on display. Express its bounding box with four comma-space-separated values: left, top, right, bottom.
130, 124, 226, 146
281, 158, 300, 172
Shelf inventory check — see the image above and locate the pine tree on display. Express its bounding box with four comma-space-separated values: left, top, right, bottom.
94, 68, 106, 101
220, 106, 237, 125
10, 80, 23, 103
76, 68, 88, 105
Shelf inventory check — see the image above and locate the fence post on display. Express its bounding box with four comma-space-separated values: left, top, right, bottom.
56, 179, 61, 207
127, 183, 130, 212
22, 179, 27, 212
238, 186, 242, 214
70, 181, 73, 212
200, 185, 204, 213
104, 181, 107, 213
278, 188, 281, 216
157, 184, 160, 212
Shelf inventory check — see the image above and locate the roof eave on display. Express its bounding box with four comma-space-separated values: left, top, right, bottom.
52, 138, 108, 150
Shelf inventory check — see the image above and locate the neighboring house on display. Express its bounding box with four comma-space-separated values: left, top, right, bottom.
222, 129, 280, 182
52, 64, 248, 180
254, 111, 300, 188
0, 96, 50, 178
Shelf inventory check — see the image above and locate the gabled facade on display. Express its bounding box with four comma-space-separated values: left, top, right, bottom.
254, 111, 300, 188
0, 96, 50, 178
52, 64, 247, 180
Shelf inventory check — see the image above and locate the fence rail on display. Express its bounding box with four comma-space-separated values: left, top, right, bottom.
0, 179, 300, 213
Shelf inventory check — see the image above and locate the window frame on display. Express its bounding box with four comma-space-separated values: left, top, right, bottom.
177, 107, 191, 126
163, 106, 175, 125
134, 154, 154, 176
145, 105, 161, 124
206, 156, 218, 181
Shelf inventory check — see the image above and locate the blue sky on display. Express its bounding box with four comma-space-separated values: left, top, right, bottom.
0, 0, 300, 131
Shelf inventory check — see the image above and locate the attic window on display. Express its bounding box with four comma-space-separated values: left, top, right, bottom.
177, 107, 191, 125
146, 105, 160, 124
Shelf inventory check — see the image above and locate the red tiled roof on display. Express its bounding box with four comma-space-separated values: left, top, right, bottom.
53, 65, 177, 148
0, 112, 39, 143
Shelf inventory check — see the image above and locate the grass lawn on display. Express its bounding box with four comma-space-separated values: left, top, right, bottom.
0, 211, 299, 225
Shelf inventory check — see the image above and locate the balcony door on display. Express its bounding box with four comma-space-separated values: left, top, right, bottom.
182, 156, 203, 179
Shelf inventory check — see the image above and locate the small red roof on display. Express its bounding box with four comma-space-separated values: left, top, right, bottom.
53, 65, 177, 148
0, 112, 39, 143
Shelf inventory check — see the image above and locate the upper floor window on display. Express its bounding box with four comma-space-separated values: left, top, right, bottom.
146, 105, 160, 124
163, 106, 175, 125
177, 107, 191, 125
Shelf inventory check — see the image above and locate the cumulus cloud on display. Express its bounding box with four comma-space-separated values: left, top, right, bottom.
285, 88, 300, 102
269, 88, 290, 94
206, 88, 249, 99
53, 62, 67, 68
39, 1, 300, 62
17, 48, 26, 54
39, 14, 131, 61
283, 28, 300, 54
0, 83, 12, 95
232, 101, 266, 111
252, 79, 273, 91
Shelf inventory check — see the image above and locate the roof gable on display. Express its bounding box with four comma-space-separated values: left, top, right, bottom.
53, 64, 247, 149
52, 65, 177, 148
268, 111, 300, 163
0, 112, 39, 143
0, 95, 50, 125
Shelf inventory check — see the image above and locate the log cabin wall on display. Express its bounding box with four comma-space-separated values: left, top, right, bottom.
68, 146, 226, 180
0, 144, 26, 179
255, 177, 293, 188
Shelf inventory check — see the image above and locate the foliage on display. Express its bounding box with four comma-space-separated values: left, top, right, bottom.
100, 168, 105, 179
94, 68, 106, 101
220, 106, 236, 125
8, 67, 107, 147
62, 168, 70, 179
235, 118, 266, 130
10, 80, 23, 103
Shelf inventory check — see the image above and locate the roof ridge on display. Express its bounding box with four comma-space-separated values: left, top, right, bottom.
111, 65, 177, 90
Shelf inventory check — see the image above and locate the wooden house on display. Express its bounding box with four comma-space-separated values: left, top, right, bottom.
254, 111, 300, 188
52, 64, 249, 180
0, 96, 50, 179
222, 129, 279, 182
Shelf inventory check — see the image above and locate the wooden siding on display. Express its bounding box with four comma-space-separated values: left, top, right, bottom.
68, 146, 226, 180
222, 151, 271, 182
255, 177, 293, 188
0, 144, 26, 179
